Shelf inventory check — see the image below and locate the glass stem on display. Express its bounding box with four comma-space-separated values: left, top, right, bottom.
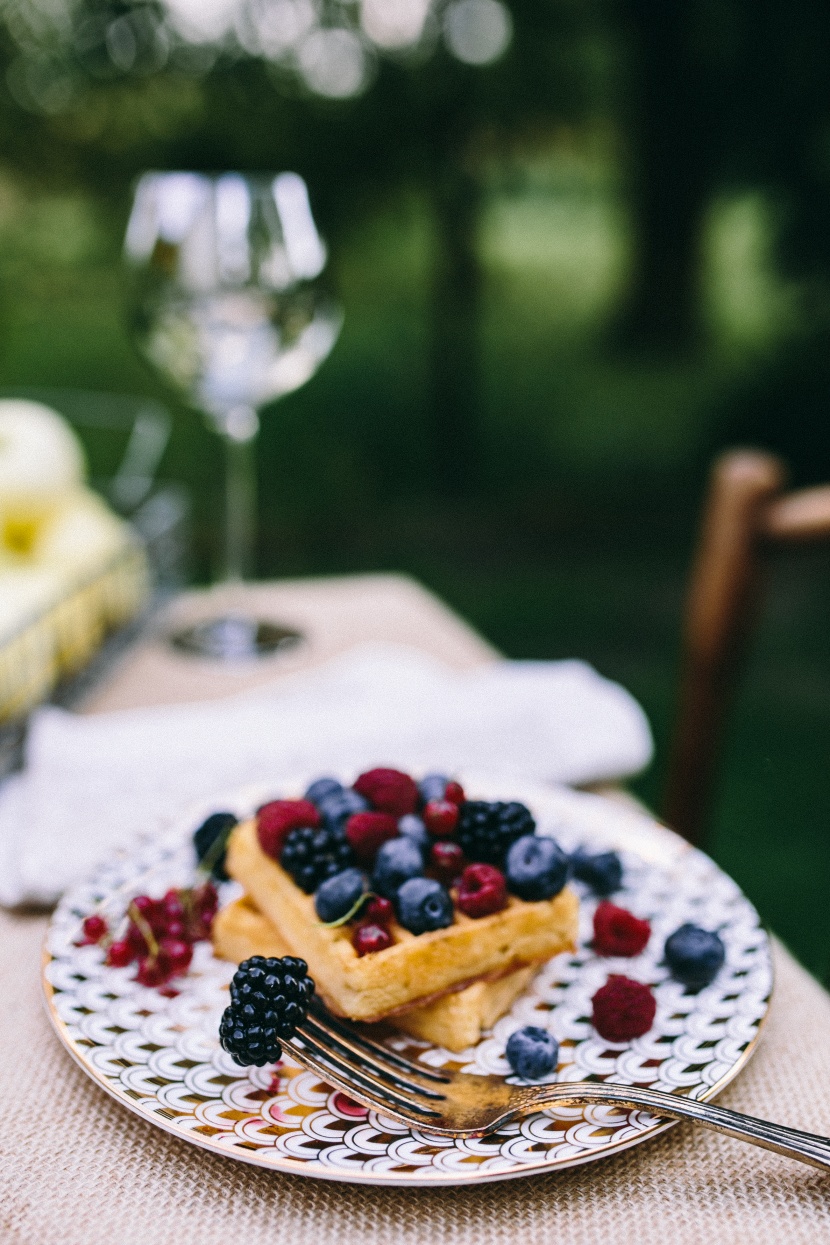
219, 405, 259, 583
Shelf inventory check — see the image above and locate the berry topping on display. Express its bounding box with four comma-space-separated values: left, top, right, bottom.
444, 780, 465, 805
257, 799, 320, 860
397, 814, 429, 853
592, 975, 656, 1042
220, 955, 315, 1067
304, 776, 344, 805
456, 800, 535, 867
505, 1026, 559, 1080
280, 824, 355, 893
193, 811, 238, 881
429, 840, 465, 884
418, 773, 449, 804
353, 768, 418, 817
314, 867, 367, 924
505, 835, 569, 901
79, 914, 108, 945
456, 862, 508, 918
664, 924, 725, 988
371, 837, 424, 899
424, 799, 460, 838
365, 896, 394, 925
593, 901, 651, 957
317, 788, 369, 830
344, 811, 399, 864
396, 877, 454, 934
569, 849, 623, 896
352, 923, 393, 956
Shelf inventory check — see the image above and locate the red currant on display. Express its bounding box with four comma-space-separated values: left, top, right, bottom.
164, 919, 187, 941
424, 799, 459, 838
365, 896, 394, 925
430, 840, 464, 884
352, 923, 393, 956
126, 921, 149, 955
105, 939, 134, 967
162, 889, 185, 923
456, 863, 508, 918
444, 781, 465, 805
136, 956, 171, 987
159, 938, 193, 975
80, 914, 108, 944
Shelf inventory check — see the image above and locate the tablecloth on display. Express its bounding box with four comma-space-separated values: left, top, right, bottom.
1, 575, 828, 1244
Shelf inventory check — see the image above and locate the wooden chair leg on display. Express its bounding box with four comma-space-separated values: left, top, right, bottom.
663, 450, 786, 845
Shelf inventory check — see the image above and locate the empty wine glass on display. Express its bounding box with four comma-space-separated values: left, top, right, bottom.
124, 170, 342, 657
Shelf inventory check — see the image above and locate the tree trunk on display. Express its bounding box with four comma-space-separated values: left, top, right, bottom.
427, 137, 483, 491
611, 0, 717, 352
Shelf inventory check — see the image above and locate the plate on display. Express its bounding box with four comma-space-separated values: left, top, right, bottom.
43, 777, 772, 1186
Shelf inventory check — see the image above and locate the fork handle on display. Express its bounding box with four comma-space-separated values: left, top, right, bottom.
532, 1082, 830, 1172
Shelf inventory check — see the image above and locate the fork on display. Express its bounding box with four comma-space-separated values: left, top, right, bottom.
281, 1001, 830, 1171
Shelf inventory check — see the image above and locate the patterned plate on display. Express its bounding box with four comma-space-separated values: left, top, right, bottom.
43, 776, 772, 1186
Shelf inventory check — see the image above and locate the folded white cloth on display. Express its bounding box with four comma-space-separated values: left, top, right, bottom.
0, 643, 652, 907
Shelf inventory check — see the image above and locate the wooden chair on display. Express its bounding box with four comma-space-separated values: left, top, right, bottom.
663, 449, 830, 845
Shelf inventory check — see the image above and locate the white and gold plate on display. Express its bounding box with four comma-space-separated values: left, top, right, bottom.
43, 777, 772, 1186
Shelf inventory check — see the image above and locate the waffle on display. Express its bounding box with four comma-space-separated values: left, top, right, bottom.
225, 818, 578, 1023
213, 895, 537, 1051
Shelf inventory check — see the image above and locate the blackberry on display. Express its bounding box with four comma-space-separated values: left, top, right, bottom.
220, 955, 315, 1067
456, 801, 536, 867
280, 824, 356, 893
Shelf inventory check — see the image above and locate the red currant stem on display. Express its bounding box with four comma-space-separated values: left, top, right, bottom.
180, 886, 195, 932
318, 891, 374, 929
128, 901, 160, 959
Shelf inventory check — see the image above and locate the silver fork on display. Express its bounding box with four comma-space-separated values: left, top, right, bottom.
282, 1002, 830, 1171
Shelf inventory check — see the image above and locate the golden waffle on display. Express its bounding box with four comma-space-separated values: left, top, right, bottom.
225, 818, 578, 1023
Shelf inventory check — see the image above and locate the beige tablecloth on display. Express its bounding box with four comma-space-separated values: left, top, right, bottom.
1, 576, 828, 1244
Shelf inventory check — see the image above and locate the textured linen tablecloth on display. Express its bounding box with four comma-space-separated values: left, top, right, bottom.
1, 575, 829, 1244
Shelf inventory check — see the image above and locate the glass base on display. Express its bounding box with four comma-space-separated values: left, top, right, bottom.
169, 615, 303, 660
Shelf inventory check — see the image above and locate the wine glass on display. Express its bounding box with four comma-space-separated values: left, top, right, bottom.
124, 171, 342, 658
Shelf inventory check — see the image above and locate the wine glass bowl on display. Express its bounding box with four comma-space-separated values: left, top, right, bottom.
125, 171, 341, 656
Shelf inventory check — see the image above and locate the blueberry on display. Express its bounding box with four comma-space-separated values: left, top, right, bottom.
505, 1026, 559, 1080
193, 811, 238, 881
505, 835, 568, 901
318, 788, 369, 830
664, 924, 725, 988
305, 777, 344, 805
397, 814, 429, 854
419, 773, 449, 804
569, 849, 623, 896
396, 877, 453, 934
314, 867, 367, 923
372, 837, 424, 898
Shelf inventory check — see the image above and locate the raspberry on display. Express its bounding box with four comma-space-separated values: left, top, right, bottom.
593, 901, 651, 957
344, 812, 399, 864
352, 923, 393, 956
456, 863, 507, 918
257, 799, 320, 859
429, 840, 464, 884
592, 975, 656, 1042
79, 914, 108, 945
444, 781, 465, 805
365, 896, 394, 925
353, 768, 418, 817
424, 799, 460, 838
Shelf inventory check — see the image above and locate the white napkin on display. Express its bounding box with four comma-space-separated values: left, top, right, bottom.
0, 643, 652, 907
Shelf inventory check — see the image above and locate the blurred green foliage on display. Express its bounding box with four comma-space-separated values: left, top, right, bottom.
0, 0, 828, 978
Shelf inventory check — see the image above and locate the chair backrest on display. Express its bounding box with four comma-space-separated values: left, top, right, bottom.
663, 449, 830, 845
